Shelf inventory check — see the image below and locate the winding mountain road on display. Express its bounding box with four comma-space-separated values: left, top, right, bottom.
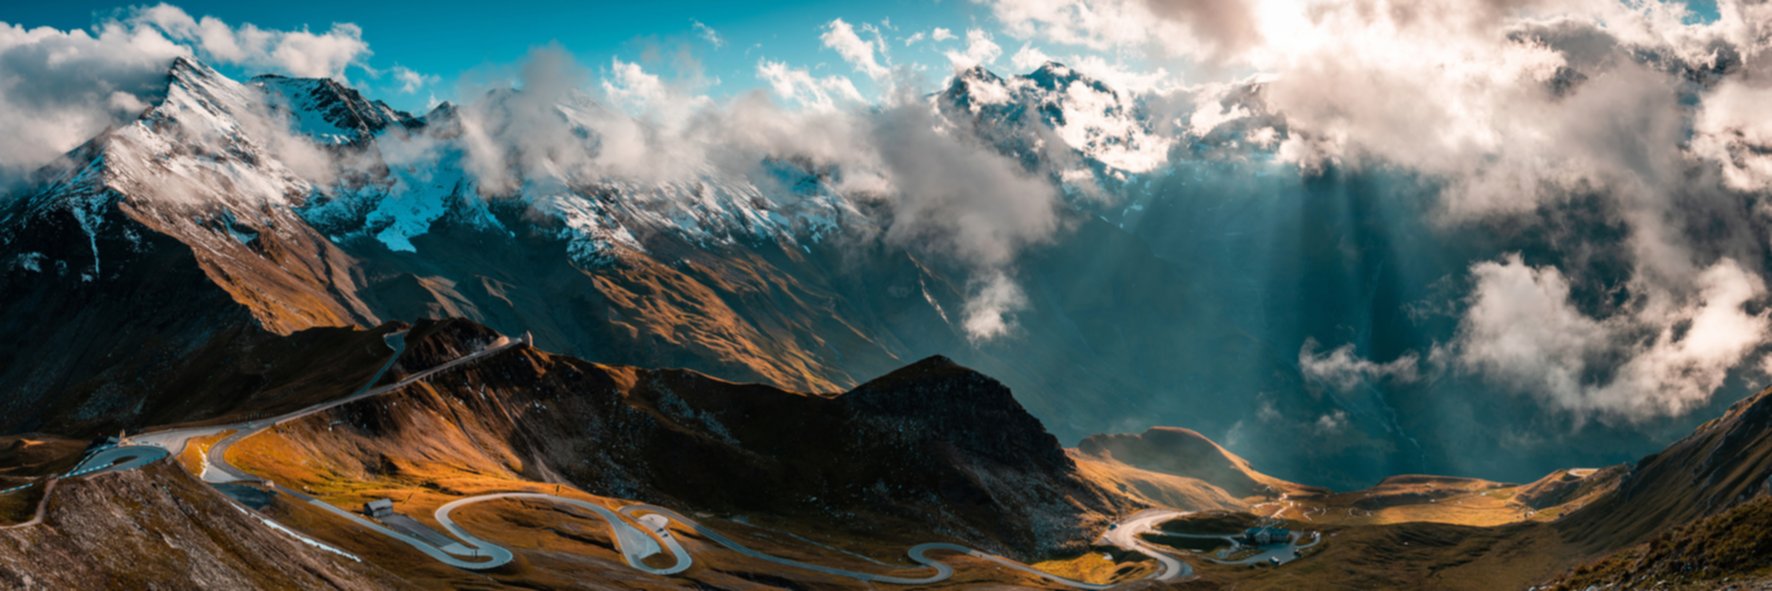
127, 331, 414, 459
142, 332, 525, 485
65, 445, 170, 477
1100, 509, 1195, 580
429, 493, 691, 573
58, 329, 1207, 588
1206, 530, 1321, 566
394, 499, 1195, 588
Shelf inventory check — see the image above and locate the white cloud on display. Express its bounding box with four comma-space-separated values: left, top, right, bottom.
1299, 340, 1421, 393
1009, 43, 1174, 94
820, 18, 889, 80
869, 100, 1061, 272
756, 59, 863, 111
1315, 410, 1350, 434
1451, 255, 1770, 421
603, 58, 669, 108
1693, 80, 1772, 193
932, 27, 956, 42
391, 66, 435, 94
1010, 43, 1052, 71
692, 20, 724, 48
945, 29, 1003, 69
0, 4, 382, 181
962, 271, 1030, 341
977, 1, 1772, 401
428, 47, 1062, 339
0, 20, 187, 181
134, 4, 369, 79
983, 0, 1259, 63
904, 31, 927, 46
983, 0, 1771, 223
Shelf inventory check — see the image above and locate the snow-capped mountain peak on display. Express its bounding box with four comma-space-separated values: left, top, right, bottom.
252, 74, 421, 145
938, 62, 1171, 175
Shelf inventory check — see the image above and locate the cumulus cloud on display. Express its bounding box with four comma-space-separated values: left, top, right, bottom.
963, 271, 1030, 341
454, 47, 733, 191
1010, 43, 1052, 70
821, 18, 889, 80
991, 0, 1768, 223
945, 29, 1004, 69
0, 4, 382, 182
133, 3, 369, 79
423, 47, 1061, 342
1449, 254, 1770, 421
602, 58, 670, 109
391, 65, 436, 94
978, 0, 1772, 416
452, 47, 878, 193
0, 20, 186, 181
1692, 79, 1772, 193
1299, 339, 1421, 393
756, 59, 864, 111
985, 0, 1260, 63
868, 96, 1061, 271
1251, 3, 1703, 224
932, 27, 956, 42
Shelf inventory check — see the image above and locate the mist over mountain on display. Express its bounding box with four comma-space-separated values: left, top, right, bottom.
2, 2, 1772, 588
6, 1, 1772, 494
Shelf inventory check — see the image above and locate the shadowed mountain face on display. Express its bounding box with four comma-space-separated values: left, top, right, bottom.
2, 1, 1771, 585
259, 319, 1135, 559
0, 462, 409, 590
11, 314, 1759, 589
2, 53, 1765, 499
1555, 385, 1772, 550
0, 55, 1297, 481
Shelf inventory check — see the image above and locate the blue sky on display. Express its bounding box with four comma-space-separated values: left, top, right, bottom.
6, 1, 1005, 111
3, 1, 1724, 113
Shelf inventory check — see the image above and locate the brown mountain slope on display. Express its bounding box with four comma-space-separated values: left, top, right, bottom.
1515, 467, 1625, 513
1543, 495, 1772, 590
0, 462, 410, 590
1556, 385, 1772, 552
1066, 449, 1249, 513
230, 319, 1142, 559
1074, 426, 1319, 498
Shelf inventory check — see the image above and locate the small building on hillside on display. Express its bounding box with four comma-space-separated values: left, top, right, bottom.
363, 499, 395, 518
1242, 526, 1291, 546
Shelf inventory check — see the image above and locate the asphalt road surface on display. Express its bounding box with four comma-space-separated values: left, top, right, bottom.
84, 331, 1210, 588
619, 504, 1191, 588
435, 493, 690, 574
1099, 509, 1196, 580
65, 445, 170, 477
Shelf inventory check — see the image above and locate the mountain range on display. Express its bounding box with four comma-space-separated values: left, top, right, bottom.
1, 55, 1770, 589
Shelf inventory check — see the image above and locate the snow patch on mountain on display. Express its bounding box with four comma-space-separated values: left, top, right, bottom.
941, 62, 1172, 175
1046, 77, 1168, 173
4, 56, 1034, 280
253, 75, 418, 145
